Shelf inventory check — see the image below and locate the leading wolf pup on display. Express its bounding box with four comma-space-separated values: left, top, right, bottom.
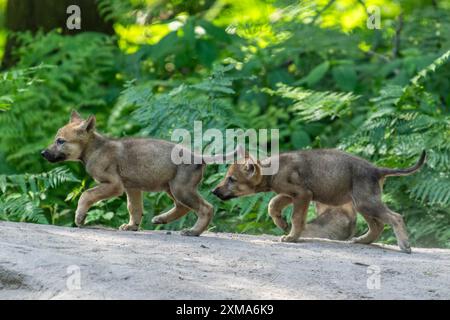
212, 148, 426, 253
41, 111, 213, 236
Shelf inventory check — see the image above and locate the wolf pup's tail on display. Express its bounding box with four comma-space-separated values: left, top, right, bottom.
200, 145, 245, 164
377, 151, 426, 177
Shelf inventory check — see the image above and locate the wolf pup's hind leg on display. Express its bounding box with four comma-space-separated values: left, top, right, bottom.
168, 164, 213, 236
353, 176, 411, 253
152, 190, 191, 224
172, 188, 213, 236
351, 215, 384, 244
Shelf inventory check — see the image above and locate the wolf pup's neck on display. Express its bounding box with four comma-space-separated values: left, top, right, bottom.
79, 132, 109, 165
255, 174, 273, 193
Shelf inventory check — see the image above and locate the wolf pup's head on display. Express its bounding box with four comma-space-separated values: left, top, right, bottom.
212, 150, 263, 201
41, 111, 96, 163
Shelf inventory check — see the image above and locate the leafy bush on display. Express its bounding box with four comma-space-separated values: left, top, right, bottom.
0, 31, 123, 172
0, 167, 78, 224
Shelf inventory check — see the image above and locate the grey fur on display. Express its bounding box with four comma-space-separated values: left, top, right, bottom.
213, 148, 426, 253
42, 111, 213, 236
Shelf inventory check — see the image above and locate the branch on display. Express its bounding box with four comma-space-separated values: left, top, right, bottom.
311, 0, 336, 24
366, 50, 390, 62
431, 0, 438, 9
356, 0, 368, 14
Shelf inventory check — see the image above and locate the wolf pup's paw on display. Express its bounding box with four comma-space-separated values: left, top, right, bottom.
151, 215, 167, 224
180, 229, 201, 237
280, 222, 290, 233
75, 212, 86, 227
280, 235, 298, 243
399, 240, 412, 254
119, 223, 139, 231
273, 220, 289, 233
350, 236, 372, 244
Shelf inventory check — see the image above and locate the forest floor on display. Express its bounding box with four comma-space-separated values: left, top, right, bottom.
0, 221, 449, 299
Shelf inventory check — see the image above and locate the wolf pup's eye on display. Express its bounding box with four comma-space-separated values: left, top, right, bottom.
56, 138, 66, 145
228, 176, 236, 183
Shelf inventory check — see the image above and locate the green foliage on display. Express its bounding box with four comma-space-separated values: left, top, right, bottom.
264, 83, 359, 121
0, 167, 78, 224
341, 50, 450, 247
125, 64, 243, 139
0, 31, 123, 172
0, 65, 48, 111
97, 0, 135, 23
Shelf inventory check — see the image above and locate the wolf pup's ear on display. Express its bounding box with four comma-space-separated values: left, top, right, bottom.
81, 115, 96, 132
236, 144, 246, 164
244, 156, 261, 179
70, 110, 83, 123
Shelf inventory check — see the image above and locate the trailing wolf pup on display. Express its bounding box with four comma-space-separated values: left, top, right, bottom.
212, 148, 426, 253
41, 111, 214, 236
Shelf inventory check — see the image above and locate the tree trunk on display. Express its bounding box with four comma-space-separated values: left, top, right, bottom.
2, 0, 115, 68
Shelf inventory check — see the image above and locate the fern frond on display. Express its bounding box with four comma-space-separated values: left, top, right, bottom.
0, 167, 79, 195
264, 83, 358, 121
0, 32, 121, 172
123, 64, 243, 140
409, 172, 450, 206
0, 193, 47, 223
410, 50, 450, 87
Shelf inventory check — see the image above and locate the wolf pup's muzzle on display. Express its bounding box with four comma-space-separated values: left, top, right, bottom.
41, 149, 66, 163
211, 188, 236, 201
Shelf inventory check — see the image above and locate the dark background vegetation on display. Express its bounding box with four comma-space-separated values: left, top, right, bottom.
0, 0, 448, 248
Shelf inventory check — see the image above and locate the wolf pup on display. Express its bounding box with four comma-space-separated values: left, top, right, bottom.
302, 202, 356, 240
41, 111, 213, 236
212, 148, 426, 253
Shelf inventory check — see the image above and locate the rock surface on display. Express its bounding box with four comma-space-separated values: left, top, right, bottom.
0, 221, 449, 299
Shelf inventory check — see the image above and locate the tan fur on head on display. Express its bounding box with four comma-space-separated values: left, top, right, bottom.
41, 111, 96, 162
70, 110, 83, 123
212, 148, 263, 200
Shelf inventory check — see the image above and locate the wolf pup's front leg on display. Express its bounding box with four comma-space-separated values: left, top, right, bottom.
75, 178, 124, 227
280, 192, 312, 242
